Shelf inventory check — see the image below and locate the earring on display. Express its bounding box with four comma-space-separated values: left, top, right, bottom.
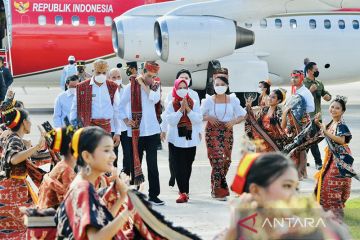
85, 164, 92, 176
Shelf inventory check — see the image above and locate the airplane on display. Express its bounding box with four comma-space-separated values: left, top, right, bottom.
0, 0, 167, 86
111, 0, 360, 102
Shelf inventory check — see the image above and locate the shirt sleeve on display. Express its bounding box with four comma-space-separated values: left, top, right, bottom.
148, 87, 161, 104
4, 136, 24, 165
112, 90, 121, 135
200, 97, 211, 116
306, 92, 315, 113
337, 123, 352, 143
69, 92, 78, 122
165, 102, 183, 126
119, 84, 131, 120
60, 67, 66, 91
320, 82, 331, 98
232, 96, 247, 117
53, 95, 63, 128
187, 101, 203, 124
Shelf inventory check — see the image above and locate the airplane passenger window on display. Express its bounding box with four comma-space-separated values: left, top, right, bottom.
275, 18, 282, 28
72, 16, 80, 26
38, 15, 46, 26
309, 19, 316, 29
353, 20, 359, 29
104, 16, 112, 26
338, 20, 345, 29
55, 16, 63, 26
290, 19, 297, 29
260, 19, 267, 28
88, 16, 96, 26
324, 19, 331, 29
245, 22, 252, 28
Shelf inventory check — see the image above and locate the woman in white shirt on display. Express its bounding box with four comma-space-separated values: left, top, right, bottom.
201, 76, 246, 201
160, 69, 200, 187
163, 78, 203, 203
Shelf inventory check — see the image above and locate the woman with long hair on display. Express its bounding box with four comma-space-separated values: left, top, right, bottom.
201, 76, 246, 200
314, 96, 357, 220
258, 80, 271, 107
37, 125, 77, 209
55, 126, 131, 239
0, 100, 45, 239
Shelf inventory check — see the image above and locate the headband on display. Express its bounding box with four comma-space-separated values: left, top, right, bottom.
231, 153, 261, 195
52, 128, 63, 153
7, 109, 21, 129
144, 61, 160, 73
71, 128, 84, 159
291, 72, 304, 84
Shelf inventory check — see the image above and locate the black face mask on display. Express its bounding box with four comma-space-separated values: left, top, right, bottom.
126, 68, 132, 76
69, 60, 75, 65
77, 67, 84, 73
313, 71, 319, 78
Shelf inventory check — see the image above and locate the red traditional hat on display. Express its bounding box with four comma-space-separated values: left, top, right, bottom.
144, 61, 160, 73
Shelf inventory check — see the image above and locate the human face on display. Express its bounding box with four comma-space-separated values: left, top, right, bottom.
86, 136, 116, 174
178, 73, 191, 86
290, 76, 301, 87
268, 91, 279, 106
23, 117, 32, 134
251, 167, 299, 205
68, 80, 79, 89
177, 81, 187, 90
329, 101, 344, 120
110, 71, 121, 81
95, 71, 107, 76
143, 71, 157, 85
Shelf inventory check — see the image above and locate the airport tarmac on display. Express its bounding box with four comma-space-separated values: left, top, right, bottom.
11, 81, 360, 239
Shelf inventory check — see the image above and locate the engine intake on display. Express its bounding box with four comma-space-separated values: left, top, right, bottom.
154, 16, 254, 65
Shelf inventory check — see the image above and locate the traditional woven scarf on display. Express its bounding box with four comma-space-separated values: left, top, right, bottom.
172, 79, 193, 140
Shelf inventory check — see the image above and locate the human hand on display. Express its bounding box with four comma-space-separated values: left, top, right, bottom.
245, 97, 254, 108
124, 118, 136, 128
323, 94, 331, 101
309, 84, 318, 93
160, 132, 166, 142
23, 139, 32, 149
207, 116, 221, 127
225, 119, 236, 129
113, 134, 120, 147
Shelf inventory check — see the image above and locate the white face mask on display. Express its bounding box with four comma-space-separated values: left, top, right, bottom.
68, 88, 76, 95
258, 88, 263, 94
214, 86, 228, 95
95, 74, 107, 84
185, 79, 191, 87
176, 89, 188, 98
115, 79, 122, 86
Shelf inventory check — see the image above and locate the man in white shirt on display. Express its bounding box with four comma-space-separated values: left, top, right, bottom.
70, 59, 120, 146
60, 55, 77, 90
120, 61, 164, 205
109, 68, 131, 171
290, 70, 315, 113
53, 75, 79, 128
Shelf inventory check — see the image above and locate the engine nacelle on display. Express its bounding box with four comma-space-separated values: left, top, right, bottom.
112, 16, 159, 61
154, 16, 254, 65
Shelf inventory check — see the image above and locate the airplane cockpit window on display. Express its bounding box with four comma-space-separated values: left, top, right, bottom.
275, 18, 282, 28
104, 16, 112, 26
88, 16, 96, 26
55, 16, 63, 26
352, 20, 359, 30
72, 16, 80, 26
324, 19, 331, 29
260, 19, 267, 28
38, 15, 46, 26
245, 22, 252, 28
309, 19, 316, 29
338, 20, 345, 29
290, 19, 297, 29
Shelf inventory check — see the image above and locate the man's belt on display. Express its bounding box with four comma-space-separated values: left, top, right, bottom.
90, 119, 112, 133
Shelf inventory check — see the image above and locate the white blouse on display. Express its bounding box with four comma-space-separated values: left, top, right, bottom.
164, 99, 203, 148
160, 89, 200, 133
201, 94, 246, 122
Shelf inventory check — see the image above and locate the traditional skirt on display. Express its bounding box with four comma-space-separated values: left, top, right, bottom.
0, 178, 32, 240
205, 122, 233, 198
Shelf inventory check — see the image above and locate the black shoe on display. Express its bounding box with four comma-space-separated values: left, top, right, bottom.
307, 163, 310, 167
316, 164, 323, 170
148, 196, 165, 206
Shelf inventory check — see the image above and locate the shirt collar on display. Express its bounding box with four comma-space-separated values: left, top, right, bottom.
89, 76, 95, 85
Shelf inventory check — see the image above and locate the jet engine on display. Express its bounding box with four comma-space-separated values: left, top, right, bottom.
154, 16, 254, 65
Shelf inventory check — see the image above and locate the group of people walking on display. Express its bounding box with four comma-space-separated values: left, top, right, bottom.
0, 57, 356, 239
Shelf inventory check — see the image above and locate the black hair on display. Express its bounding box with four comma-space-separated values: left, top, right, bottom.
259, 81, 271, 95
273, 89, 284, 104
332, 98, 346, 112
75, 126, 111, 167
176, 69, 192, 87
15, 101, 24, 109
4, 108, 29, 132
50, 127, 73, 156
305, 62, 317, 73
66, 74, 79, 85
0, 57, 3, 64
214, 76, 230, 95
243, 153, 295, 193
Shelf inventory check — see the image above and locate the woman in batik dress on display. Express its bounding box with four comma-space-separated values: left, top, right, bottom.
0, 103, 46, 240
201, 76, 246, 200
314, 96, 356, 220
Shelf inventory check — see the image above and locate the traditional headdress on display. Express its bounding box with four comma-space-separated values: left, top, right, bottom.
278, 88, 287, 104
93, 59, 109, 73
76, 60, 86, 67
231, 153, 261, 195
333, 95, 347, 104
144, 61, 160, 73
1, 97, 21, 130
291, 70, 305, 94
71, 128, 84, 159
